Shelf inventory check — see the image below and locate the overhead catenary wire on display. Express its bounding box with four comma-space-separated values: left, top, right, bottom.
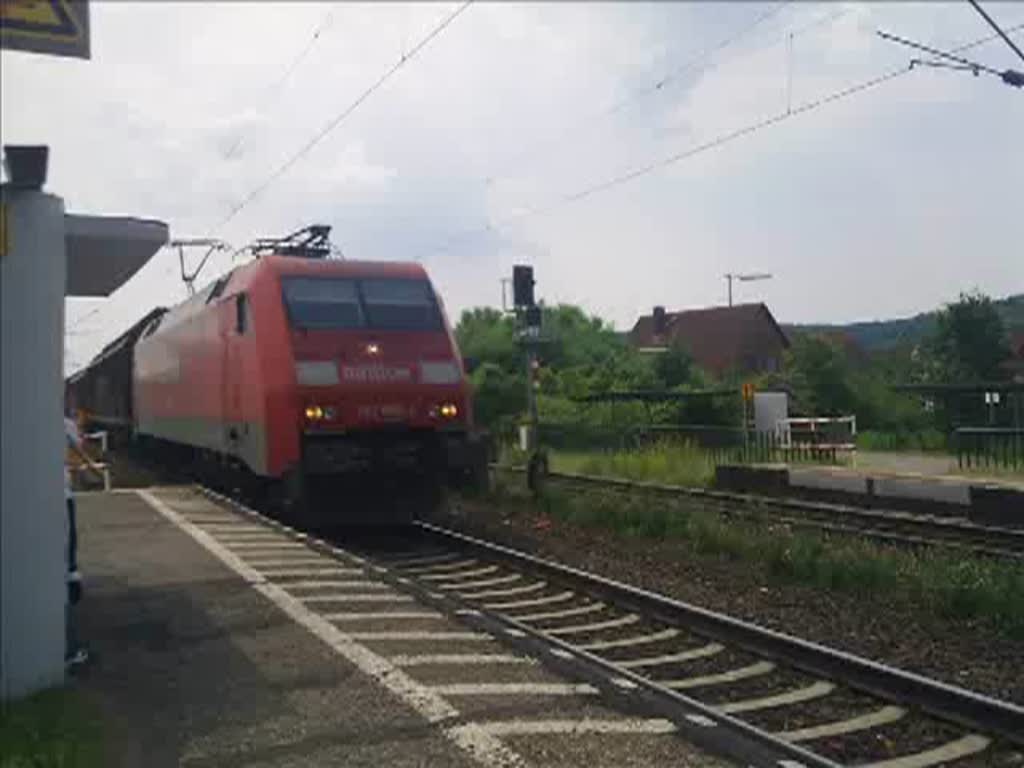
878, 27, 1024, 87
222, 8, 337, 161
536, 25, 1024, 212
214, 1, 474, 234
66, 304, 107, 331
878, 30, 1002, 76
967, 0, 1024, 64
424, 24, 1022, 259
480, 1, 804, 189
65, 10, 342, 334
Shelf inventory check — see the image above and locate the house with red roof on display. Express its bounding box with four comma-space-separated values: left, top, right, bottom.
628, 303, 790, 377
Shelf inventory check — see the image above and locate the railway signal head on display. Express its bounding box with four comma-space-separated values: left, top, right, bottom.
513, 265, 535, 308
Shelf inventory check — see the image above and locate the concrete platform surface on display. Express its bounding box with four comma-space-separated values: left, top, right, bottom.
73, 488, 727, 768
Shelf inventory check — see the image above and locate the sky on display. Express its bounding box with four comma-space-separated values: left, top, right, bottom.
2, 1, 1022, 374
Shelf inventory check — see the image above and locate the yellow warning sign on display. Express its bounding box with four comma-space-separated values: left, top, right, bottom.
1, 0, 90, 60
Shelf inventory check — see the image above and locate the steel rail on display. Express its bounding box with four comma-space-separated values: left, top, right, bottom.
192, 485, 838, 767
416, 520, 1024, 745
493, 465, 1024, 558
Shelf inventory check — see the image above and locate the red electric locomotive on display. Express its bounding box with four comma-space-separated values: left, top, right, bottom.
132, 226, 482, 524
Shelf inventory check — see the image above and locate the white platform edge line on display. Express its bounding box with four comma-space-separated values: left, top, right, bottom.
283, 581, 387, 590
136, 490, 526, 768
302, 594, 414, 604
431, 683, 599, 696
390, 654, 533, 667
349, 632, 490, 641
454, 718, 678, 736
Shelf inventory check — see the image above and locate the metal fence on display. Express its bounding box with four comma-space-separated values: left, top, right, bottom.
954, 428, 1024, 470
532, 423, 842, 466
535, 423, 742, 453
703, 429, 841, 466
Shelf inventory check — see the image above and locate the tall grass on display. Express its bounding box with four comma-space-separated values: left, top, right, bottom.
857, 429, 948, 453
553, 441, 716, 488
531, 486, 1024, 638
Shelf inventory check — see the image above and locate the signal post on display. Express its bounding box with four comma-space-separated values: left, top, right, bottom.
509, 265, 548, 493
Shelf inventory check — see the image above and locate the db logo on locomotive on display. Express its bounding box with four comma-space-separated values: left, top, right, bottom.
341, 365, 413, 383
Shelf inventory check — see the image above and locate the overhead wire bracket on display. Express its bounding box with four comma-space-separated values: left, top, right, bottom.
878, 29, 1023, 89
170, 238, 232, 296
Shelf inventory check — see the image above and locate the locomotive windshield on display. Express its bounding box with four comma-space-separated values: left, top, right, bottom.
282, 277, 442, 331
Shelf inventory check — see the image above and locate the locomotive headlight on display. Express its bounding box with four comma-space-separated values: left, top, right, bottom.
304, 405, 324, 421
439, 402, 458, 419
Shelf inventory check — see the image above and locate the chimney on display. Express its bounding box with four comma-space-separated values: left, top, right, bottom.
653, 306, 667, 335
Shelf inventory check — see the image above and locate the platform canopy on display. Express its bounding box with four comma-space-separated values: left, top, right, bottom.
65, 214, 168, 296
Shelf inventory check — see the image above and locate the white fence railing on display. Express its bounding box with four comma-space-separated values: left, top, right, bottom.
777, 416, 857, 453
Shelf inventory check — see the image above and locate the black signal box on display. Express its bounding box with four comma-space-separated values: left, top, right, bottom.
513, 265, 535, 308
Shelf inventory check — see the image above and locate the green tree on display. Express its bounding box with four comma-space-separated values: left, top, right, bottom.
786, 334, 857, 415
926, 291, 1009, 382
455, 302, 713, 431
455, 308, 519, 374
540, 304, 626, 370
468, 363, 525, 432
652, 339, 695, 389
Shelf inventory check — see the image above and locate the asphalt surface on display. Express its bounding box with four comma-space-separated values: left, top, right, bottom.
74, 491, 480, 768
73, 488, 727, 768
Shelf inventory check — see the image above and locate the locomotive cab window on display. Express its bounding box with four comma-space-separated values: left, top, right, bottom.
361, 278, 442, 331
208, 271, 234, 303
235, 294, 251, 335
281, 276, 441, 331
282, 277, 364, 330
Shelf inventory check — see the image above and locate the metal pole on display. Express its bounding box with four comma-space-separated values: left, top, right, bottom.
525, 342, 538, 452
786, 32, 794, 115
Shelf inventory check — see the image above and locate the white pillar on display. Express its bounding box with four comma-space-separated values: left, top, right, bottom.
1, 188, 67, 699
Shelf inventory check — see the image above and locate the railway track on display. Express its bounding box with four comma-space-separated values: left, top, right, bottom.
494, 466, 1024, 561
194, 484, 1024, 768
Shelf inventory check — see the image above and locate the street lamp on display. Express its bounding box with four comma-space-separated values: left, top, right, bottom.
725, 273, 772, 307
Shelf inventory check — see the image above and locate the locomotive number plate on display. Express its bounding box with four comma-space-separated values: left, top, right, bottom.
356, 404, 409, 421
378, 404, 408, 421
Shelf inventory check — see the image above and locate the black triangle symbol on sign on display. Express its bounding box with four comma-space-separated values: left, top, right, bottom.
2, 0, 79, 38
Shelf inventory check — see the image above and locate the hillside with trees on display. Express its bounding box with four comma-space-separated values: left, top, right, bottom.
786, 293, 1023, 352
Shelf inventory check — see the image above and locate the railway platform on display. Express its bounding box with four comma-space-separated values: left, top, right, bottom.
72, 488, 727, 768
73, 489, 479, 768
